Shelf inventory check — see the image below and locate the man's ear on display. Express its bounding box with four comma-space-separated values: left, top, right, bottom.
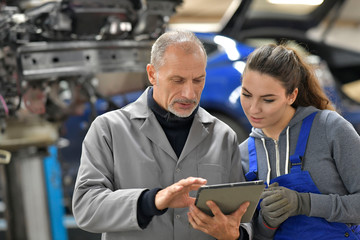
147, 64, 156, 85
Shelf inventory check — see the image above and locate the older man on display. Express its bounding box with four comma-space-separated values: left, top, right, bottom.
72, 30, 250, 240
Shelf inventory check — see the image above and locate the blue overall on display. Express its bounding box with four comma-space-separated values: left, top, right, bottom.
245, 112, 360, 240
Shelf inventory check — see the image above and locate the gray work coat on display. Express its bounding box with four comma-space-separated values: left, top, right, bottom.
72, 88, 245, 240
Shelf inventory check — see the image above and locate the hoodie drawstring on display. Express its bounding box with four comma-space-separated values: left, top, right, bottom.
285, 126, 290, 174
261, 126, 290, 184
261, 137, 271, 184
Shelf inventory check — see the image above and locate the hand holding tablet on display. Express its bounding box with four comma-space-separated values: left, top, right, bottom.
194, 180, 265, 222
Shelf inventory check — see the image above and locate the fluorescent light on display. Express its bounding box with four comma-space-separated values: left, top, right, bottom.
267, 0, 324, 5
233, 61, 246, 74
214, 35, 241, 61
229, 86, 242, 104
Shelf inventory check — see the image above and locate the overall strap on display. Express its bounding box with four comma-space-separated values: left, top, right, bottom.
289, 112, 317, 173
245, 137, 258, 181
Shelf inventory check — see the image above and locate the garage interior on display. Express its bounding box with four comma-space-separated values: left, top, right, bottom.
170, 0, 360, 101
0, 0, 359, 240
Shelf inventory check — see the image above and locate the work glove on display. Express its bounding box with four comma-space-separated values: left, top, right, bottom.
259, 183, 310, 228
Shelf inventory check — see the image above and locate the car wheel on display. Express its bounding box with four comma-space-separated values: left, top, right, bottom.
210, 112, 250, 143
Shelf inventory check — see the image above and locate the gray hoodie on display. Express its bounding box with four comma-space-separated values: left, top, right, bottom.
239, 106, 360, 239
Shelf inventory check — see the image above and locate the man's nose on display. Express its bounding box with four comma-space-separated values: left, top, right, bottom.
182, 81, 196, 99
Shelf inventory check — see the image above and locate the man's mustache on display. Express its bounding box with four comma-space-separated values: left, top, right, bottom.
173, 99, 197, 105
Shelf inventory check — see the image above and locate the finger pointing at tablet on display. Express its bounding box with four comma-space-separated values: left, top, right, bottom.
155, 177, 207, 210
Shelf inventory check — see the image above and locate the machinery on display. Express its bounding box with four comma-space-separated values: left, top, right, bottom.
0, 1, 182, 239
0, 0, 182, 130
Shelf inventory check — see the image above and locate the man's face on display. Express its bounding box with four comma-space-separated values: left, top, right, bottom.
147, 44, 206, 117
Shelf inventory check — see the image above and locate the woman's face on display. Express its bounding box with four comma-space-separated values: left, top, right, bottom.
240, 70, 298, 135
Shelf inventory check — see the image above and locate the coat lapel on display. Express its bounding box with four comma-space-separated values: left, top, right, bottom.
140, 116, 178, 161
127, 87, 178, 161
178, 109, 212, 162
127, 87, 214, 162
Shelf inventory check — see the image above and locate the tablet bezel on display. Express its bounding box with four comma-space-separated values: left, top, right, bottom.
194, 180, 265, 223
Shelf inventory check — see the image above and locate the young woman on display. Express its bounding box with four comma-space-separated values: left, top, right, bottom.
239, 44, 360, 240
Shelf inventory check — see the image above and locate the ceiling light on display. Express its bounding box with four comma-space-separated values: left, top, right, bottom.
214, 35, 241, 61
267, 0, 324, 5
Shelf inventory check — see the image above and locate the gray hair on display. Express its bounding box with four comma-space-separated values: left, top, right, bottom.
150, 30, 207, 70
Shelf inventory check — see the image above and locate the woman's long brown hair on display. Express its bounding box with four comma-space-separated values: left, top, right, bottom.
244, 44, 335, 111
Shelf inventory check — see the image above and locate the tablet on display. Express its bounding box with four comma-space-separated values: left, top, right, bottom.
194, 180, 265, 223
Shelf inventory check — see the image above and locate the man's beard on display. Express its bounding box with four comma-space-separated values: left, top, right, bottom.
168, 99, 198, 118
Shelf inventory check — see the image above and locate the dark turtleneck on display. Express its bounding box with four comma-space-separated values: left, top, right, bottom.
147, 87, 198, 158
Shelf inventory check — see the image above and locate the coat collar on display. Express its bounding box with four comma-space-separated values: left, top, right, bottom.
123, 87, 214, 161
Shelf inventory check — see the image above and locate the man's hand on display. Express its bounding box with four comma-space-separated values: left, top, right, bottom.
155, 177, 207, 210
188, 200, 250, 240
260, 184, 310, 228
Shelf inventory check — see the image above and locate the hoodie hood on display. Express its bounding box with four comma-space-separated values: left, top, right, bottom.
249, 106, 319, 139
246, 106, 320, 183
